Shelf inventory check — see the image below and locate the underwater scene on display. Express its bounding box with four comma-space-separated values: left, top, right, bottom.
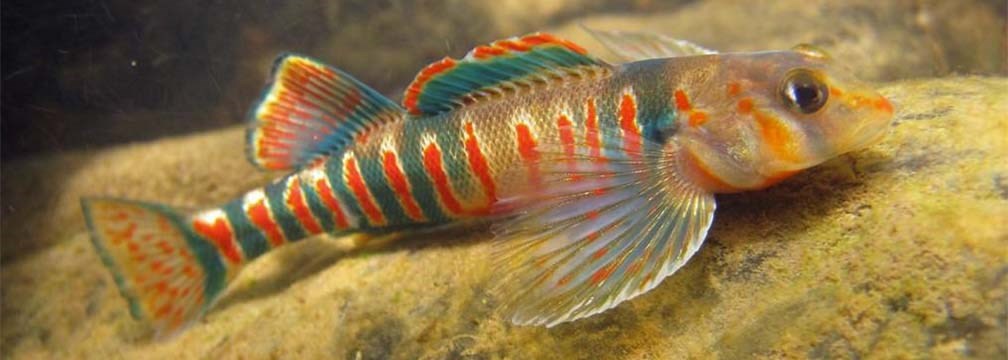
2, 0, 1006, 359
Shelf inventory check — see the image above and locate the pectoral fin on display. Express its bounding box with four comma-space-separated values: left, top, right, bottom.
492, 126, 716, 326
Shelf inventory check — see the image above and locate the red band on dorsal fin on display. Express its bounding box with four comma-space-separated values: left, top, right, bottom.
403, 57, 457, 114
402, 33, 609, 117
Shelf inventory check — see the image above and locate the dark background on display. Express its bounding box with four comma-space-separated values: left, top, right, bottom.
1, 0, 672, 159
2, 0, 1005, 160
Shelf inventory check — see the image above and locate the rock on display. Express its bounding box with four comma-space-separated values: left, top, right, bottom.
2, 76, 1005, 358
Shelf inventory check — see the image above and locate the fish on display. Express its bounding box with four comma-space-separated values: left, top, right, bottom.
81, 29, 894, 337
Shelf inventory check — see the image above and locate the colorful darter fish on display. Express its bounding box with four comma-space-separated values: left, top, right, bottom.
82, 29, 894, 337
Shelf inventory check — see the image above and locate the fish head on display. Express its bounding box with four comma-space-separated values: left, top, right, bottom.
675, 45, 894, 192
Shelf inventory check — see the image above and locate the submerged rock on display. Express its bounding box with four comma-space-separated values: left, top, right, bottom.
1, 76, 1005, 358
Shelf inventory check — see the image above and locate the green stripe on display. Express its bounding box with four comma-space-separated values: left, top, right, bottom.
224, 200, 271, 260
264, 178, 308, 241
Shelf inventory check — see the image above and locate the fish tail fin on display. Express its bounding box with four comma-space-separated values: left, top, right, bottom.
82, 197, 235, 338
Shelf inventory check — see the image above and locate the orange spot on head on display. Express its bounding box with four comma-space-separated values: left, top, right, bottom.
737, 98, 754, 114
726, 82, 742, 97
754, 112, 800, 163
829, 87, 844, 97
688, 111, 709, 127
673, 90, 692, 111
874, 96, 893, 114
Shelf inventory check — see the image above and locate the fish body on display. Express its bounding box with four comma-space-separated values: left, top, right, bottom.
81, 31, 894, 336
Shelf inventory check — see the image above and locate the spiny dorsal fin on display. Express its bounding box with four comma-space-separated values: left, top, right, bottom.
582, 26, 717, 62
403, 33, 612, 116
247, 54, 403, 171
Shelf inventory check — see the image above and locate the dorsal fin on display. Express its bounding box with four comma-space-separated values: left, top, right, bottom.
248, 54, 403, 171
402, 33, 611, 116
582, 27, 717, 62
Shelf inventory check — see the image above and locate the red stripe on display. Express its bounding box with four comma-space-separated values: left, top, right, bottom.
520, 33, 588, 55
463, 122, 497, 208
556, 114, 579, 181
191, 213, 242, 265
585, 98, 603, 163
515, 123, 540, 182
247, 198, 286, 247
314, 176, 349, 229
381, 151, 426, 221
619, 93, 641, 155
557, 114, 575, 159
285, 177, 323, 234
343, 156, 386, 226
422, 143, 465, 215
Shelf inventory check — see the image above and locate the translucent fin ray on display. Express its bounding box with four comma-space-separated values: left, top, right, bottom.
403, 33, 612, 116
583, 26, 717, 62
492, 127, 716, 327
248, 54, 404, 171
82, 198, 232, 338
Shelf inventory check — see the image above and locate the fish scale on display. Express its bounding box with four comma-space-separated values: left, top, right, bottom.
80, 30, 894, 336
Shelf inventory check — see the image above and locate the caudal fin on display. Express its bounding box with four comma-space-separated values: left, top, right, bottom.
82, 198, 233, 338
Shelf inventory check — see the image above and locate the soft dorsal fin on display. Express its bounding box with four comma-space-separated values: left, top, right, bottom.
247, 54, 403, 171
403, 33, 612, 116
582, 27, 717, 62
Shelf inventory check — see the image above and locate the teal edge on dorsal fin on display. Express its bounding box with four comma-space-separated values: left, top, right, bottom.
402, 33, 612, 117
247, 54, 404, 171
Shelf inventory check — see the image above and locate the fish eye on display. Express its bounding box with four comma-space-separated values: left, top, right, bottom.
780, 69, 828, 114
